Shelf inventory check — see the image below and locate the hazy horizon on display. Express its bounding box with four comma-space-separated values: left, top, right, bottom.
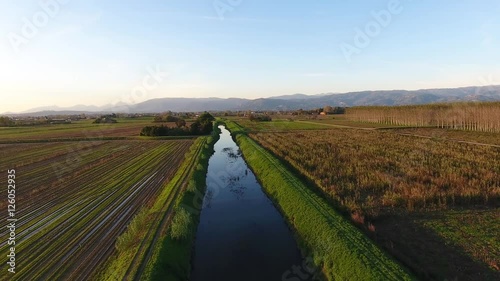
1, 0, 499, 113
4, 83, 500, 114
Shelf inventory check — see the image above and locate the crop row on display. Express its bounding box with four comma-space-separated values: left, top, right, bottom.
0, 141, 106, 170
20, 142, 188, 278
0, 141, 137, 237
0, 141, 157, 214
0, 121, 148, 141
0, 140, 193, 280
1, 141, 169, 273
123, 138, 206, 280
98, 127, 220, 281
49, 141, 189, 280
63, 140, 193, 280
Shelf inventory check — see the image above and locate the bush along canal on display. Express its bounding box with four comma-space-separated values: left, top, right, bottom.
190, 125, 309, 281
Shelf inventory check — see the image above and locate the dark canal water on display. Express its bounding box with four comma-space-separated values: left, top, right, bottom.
190, 126, 305, 281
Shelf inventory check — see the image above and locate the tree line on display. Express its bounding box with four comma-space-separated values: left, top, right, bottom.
0, 116, 14, 127
345, 102, 500, 132
248, 114, 272, 122
140, 112, 215, 136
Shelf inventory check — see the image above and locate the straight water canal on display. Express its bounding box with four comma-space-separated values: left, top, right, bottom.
190, 125, 307, 281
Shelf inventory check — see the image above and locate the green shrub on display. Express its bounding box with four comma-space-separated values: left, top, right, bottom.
115, 208, 149, 252
170, 208, 192, 241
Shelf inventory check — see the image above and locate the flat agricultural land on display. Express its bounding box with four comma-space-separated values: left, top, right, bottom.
227, 116, 406, 132
229, 118, 332, 132
384, 127, 500, 146
296, 117, 402, 128
98, 135, 214, 281
0, 137, 194, 280
375, 209, 499, 280
0, 117, 192, 143
237, 120, 500, 280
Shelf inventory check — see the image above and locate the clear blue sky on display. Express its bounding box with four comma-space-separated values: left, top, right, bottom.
1, 0, 499, 112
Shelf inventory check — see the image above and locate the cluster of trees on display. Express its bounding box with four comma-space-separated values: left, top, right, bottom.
290, 106, 346, 115
141, 112, 215, 136
140, 125, 189, 136
346, 102, 500, 132
93, 115, 117, 124
321, 106, 346, 114
0, 116, 14, 127
248, 114, 272, 122
153, 114, 188, 128
154, 114, 180, 122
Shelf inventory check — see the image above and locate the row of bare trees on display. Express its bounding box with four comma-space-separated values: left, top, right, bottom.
345, 102, 500, 132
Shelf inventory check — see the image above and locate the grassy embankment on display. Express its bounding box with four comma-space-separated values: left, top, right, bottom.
224, 120, 415, 281
98, 125, 220, 281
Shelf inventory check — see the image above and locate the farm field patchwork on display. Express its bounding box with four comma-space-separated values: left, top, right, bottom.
240, 122, 499, 280
0, 139, 194, 280
1, 114, 497, 280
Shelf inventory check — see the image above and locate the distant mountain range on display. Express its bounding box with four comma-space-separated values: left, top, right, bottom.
6, 85, 500, 116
